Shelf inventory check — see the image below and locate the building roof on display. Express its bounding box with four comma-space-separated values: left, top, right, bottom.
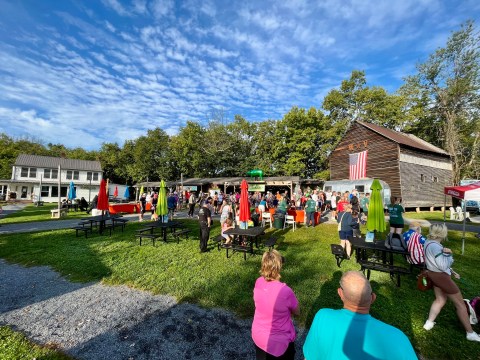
15, 154, 102, 171
357, 121, 450, 156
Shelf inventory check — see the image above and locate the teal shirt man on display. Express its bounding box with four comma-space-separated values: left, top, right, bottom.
388, 203, 405, 225
305, 199, 316, 213
360, 194, 370, 214
303, 271, 417, 360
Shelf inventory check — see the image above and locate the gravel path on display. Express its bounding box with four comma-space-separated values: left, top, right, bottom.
0, 260, 306, 359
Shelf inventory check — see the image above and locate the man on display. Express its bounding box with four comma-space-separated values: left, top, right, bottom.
303, 271, 417, 360
305, 195, 317, 227
167, 192, 176, 221
198, 199, 212, 253
188, 192, 196, 218
360, 192, 370, 216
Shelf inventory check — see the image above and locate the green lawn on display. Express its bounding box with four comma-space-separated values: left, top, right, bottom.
0, 203, 88, 224
0, 220, 479, 359
404, 210, 480, 226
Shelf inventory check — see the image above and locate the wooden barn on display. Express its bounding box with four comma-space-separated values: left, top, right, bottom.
329, 120, 453, 209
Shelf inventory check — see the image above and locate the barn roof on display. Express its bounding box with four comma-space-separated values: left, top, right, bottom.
357, 121, 450, 156
15, 154, 102, 171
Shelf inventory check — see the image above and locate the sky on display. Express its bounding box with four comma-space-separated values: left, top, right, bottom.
0, 0, 478, 150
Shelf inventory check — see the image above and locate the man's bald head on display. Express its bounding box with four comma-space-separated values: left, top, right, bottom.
339, 271, 374, 309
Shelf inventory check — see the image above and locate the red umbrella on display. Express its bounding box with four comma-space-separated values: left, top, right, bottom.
239, 179, 250, 222
97, 179, 109, 211
113, 186, 118, 198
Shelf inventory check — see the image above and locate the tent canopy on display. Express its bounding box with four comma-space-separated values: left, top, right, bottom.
444, 182, 480, 201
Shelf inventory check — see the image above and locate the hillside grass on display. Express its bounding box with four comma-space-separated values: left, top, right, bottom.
0, 220, 479, 359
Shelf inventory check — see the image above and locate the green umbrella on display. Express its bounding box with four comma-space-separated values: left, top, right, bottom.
366, 178, 386, 233
156, 180, 168, 221
139, 186, 144, 200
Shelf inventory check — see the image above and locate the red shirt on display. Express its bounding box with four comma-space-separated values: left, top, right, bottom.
337, 200, 349, 213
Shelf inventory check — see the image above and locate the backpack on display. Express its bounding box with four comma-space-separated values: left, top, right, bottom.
407, 232, 425, 265
464, 297, 479, 325
385, 233, 407, 251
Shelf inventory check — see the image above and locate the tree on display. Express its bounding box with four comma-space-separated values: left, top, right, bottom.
401, 20, 480, 183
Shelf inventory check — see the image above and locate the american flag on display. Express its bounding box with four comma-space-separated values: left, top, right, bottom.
349, 150, 368, 180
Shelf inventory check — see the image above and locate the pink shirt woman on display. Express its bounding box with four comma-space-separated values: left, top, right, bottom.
252, 250, 299, 359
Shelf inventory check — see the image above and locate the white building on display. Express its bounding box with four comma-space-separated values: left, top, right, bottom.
2, 154, 103, 203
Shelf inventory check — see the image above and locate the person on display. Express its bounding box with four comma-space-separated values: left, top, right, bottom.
422, 224, 480, 342
167, 192, 176, 221
188, 192, 196, 218
79, 197, 88, 212
219, 199, 232, 226
221, 218, 234, 245
351, 210, 361, 238
303, 271, 417, 360
337, 204, 355, 258
276, 196, 287, 215
330, 191, 337, 220
350, 193, 360, 213
151, 193, 158, 220
86, 195, 98, 215
403, 222, 427, 265
336, 193, 349, 213
258, 196, 267, 214
138, 193, 146, 221
304, 195, 317, 227
388, 197, 405, 234
360, 192, 370, 216
198, 200, 211, 253
252, 250, 299, 360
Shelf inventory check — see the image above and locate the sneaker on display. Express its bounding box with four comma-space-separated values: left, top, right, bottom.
467, 331, 480, 342
423, 320, 435, 331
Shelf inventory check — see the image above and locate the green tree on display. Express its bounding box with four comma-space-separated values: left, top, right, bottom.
401, 20, 480, 183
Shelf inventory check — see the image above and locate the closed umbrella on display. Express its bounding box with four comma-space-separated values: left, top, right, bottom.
156, 180, 168, 222
68, 181, 76, 200
239, 179, 250, 228
124, 186, 130, 200
113, 186, 118, 198
97, 179, 109, 212
366, 178, 386, 233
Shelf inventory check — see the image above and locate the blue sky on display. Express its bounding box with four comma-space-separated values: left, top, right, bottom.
0, 0, 478, 150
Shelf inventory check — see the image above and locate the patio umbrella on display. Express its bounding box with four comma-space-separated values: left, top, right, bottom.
156, 180, 168, 222
366, 178, 386, 233
139, 186, 144, 201
239, 179, 251, 222
68, 181, 76, 200
124, 186, 130, 200
97, 179, 109, 213
113, 186, 118, 198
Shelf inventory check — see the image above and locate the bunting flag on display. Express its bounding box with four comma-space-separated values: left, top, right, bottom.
349, 150, 368, 180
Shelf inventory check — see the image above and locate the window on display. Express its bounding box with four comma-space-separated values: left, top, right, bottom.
432, 176, 438, 183
66, 171, 72, 180
87, 172, 99, 181
29, 168, 36, 178
21, 167, 29, 177
51, 186, 68, 197
420, 174, 426, 182
355, 185, 365, 193
44, 169, 58, 179
41, 186, 49, 197
20, 167, 37, 178
67, 170, 79, 180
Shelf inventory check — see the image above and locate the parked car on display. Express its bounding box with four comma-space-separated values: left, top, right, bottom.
465, 200, 480, 215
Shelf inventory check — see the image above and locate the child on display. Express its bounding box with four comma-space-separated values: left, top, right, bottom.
222, 218, 234, 245
351, 210, 361, 238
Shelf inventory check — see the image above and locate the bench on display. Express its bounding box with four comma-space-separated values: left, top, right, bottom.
112, 218, 128, 232
211, 235, 225, 251
358, 260, 411, 287
263, 236, 277, 251
102, 222, 113, 236
171, 229, 190, 243
34, 201, 44, 206
226, 243, 249, 261
51, 208, 68, 218
71, 226, 92, 238
135, 232, 162, 246
331, 244, 347, 268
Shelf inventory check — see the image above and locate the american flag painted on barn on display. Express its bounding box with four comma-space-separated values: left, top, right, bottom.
349, 150, 368, 180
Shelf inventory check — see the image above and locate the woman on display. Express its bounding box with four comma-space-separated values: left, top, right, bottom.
258, 196, 267, 214
388, 197, 404, 234
219, 199, 232, 226
252, 250, 299, 359
337, 204, 355, 258
423, 224, 480, 341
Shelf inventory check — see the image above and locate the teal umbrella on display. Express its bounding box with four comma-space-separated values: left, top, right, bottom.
366, 178, 386, 233
124, 187, 130, 199
68, 181, 76, 200
156, 180, 168, 221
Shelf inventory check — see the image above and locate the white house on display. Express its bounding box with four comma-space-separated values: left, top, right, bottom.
4, 154, 103, 203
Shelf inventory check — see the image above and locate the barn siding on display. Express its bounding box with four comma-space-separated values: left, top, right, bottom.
329, 122, 453, 208
330, 122, 401, 198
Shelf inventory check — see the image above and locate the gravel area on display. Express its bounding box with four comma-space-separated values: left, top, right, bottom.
0, 260, 306, 359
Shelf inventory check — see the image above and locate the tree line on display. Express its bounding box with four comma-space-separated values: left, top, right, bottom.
1, 21, 478, 185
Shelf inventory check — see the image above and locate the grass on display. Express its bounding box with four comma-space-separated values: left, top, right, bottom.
0, 220, 479, 359
0, 203, 88, 224
404, 210, 480, 226
0, 326, 72, 360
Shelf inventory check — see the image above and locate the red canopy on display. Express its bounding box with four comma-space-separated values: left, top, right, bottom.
113, 186, 118, 198
239, 179, 251, 222
97, 179, 109, 211
444, 182, 480, 200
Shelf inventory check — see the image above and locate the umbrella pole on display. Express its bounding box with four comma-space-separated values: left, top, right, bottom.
462, 201, 466, 255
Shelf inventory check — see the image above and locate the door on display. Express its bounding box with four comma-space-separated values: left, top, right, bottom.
21, 186, 28, 198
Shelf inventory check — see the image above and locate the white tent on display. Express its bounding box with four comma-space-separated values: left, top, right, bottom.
444, 181, 480, 254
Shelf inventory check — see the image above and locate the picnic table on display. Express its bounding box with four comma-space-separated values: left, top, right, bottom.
80, 214, 121, 235
138, 220, 183, 243
224, 226, 266, 259
349, 236, 410, 287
